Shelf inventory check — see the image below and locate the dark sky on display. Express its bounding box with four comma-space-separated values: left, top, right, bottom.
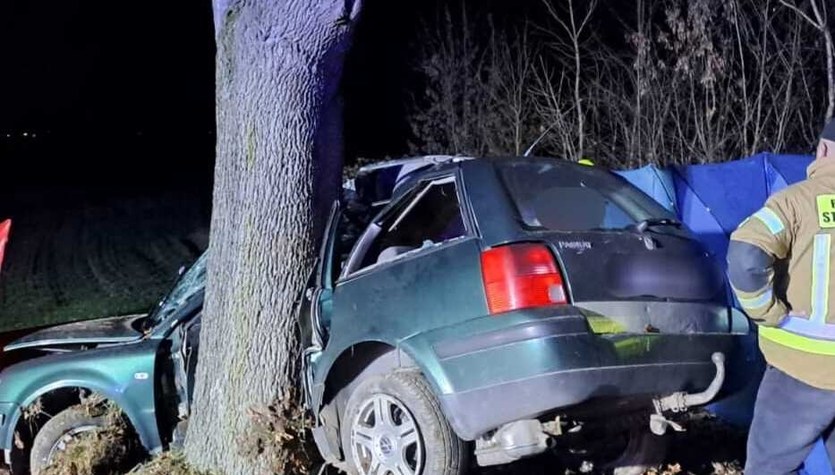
0, 0, 527, 204
0, 1, 212, 132
0, 0, 216, 197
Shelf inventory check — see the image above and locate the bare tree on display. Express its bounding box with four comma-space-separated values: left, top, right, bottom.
408, 0, 826, 166
541, 0, 597, 160
184, 0, 362, 473
574, 0, 821, 164
531, 64, 583, 160
487, 21, 538, 155
780, 0, 835, 121
406, 6, 539, 157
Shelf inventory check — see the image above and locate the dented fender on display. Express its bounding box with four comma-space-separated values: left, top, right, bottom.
0, 338, 164, 454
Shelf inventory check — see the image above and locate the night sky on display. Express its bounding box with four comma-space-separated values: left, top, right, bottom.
0, 0, 215, 196
0, 0, 438, 201
0, 0, 536, 216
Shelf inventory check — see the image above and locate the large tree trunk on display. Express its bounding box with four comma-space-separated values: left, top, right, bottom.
184, 1, 361, 473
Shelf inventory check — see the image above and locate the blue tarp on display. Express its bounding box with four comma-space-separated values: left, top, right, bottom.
617, 153, 833, 473
616, 165, 677, 213
616, 153, 814, 263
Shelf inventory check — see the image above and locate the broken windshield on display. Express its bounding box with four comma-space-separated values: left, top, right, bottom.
147, 252, 207, 329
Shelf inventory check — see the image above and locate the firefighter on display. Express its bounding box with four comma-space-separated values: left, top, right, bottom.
729, 120, 835, 474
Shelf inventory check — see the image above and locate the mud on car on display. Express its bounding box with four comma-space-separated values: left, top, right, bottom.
300, 156, 753, 474
0, 254, 205, 474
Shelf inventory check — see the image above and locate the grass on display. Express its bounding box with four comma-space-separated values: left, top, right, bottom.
0, 192, 209, 331
41, 404, 144, 475
38, 400, 213, 475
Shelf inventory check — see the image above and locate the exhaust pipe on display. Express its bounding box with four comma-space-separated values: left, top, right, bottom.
683, 352, 726, 406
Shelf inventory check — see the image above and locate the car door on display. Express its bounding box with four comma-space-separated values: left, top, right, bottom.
324, 175, 488, 367
182, 313, 201, 406
301, 201, 342, 408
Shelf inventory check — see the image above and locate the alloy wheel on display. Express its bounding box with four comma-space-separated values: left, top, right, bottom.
46, 424, 99, 464
350, 393, 424, 475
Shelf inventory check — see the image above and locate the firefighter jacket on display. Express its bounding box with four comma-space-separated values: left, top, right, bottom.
730, 158, 835, 389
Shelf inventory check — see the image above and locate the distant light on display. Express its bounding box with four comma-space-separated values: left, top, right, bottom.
21, 132, 28, 137
31, 133, 37, 138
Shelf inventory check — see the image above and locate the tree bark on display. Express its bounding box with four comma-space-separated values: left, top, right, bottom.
184, 1, 361, 473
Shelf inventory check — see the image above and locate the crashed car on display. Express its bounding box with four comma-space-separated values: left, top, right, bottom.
0, 253, 205, 474
300, 156, 753, 474
0, 156, 753, 475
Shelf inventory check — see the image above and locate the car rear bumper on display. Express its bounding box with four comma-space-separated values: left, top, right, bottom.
439, 357, 726, 440
428, 311, 752, 440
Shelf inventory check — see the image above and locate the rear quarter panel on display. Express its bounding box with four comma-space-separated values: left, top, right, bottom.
313, 237, 487, 396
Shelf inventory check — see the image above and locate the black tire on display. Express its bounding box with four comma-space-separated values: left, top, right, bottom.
340, 370, 467, 475
29, 406, 104, 475
607, 428, 668, 475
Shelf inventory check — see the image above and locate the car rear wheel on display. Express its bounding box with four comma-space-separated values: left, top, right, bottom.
29, 406, 104, 475
340, 370, 466, 475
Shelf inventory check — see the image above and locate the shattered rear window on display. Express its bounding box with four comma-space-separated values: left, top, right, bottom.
498, 161, 678, 232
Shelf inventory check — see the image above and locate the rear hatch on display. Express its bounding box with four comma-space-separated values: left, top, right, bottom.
498, 160, 731, 334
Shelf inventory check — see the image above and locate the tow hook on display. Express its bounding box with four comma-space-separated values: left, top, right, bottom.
649, 352, 726, 435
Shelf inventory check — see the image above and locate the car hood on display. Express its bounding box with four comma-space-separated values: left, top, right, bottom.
4, 314, 146, 352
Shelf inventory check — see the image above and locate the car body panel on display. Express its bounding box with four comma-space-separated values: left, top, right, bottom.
309, 236, 487, 407
457, 159, 520, 246
401, 304, 749, 439
4, 315, 144, 351
0, 338, 162, 452
542, 230, 726, 303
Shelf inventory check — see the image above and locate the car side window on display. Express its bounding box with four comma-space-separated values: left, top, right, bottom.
358, 179, 467, 269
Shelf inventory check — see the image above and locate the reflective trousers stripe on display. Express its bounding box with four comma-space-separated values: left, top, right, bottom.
810, 234, 832, 324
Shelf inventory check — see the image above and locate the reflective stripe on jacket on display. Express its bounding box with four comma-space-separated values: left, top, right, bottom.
730, 159, 835, 389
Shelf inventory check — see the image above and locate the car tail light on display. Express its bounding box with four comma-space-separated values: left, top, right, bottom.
480, 243, 567, 315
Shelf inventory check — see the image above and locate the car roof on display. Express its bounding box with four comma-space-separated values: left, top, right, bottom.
350, 155, 608, 208
351, 156, 473, 207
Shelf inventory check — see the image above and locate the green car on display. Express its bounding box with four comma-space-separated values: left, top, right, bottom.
0, 253, 205, 474
0, 156, 752, 475
300, 156, 752, 474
